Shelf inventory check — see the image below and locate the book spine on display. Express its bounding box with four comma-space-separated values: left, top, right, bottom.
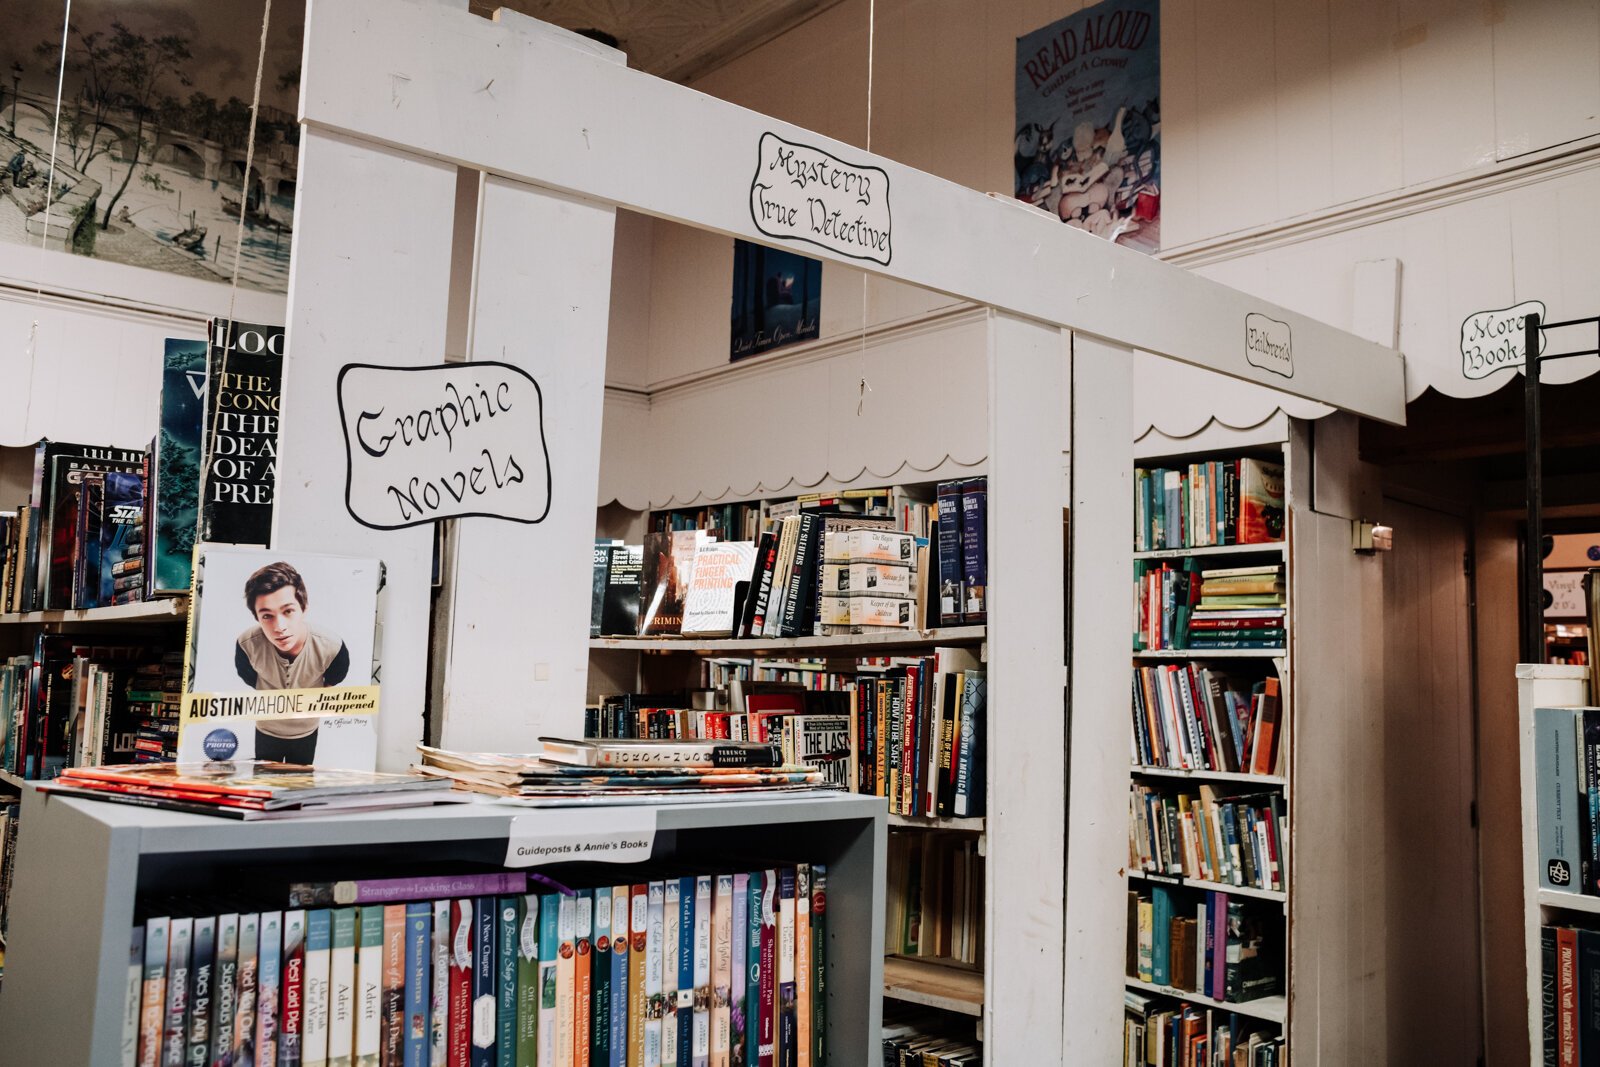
431, 901, 450, 1067
125, 924, 145, 1067
1150, 886, 1171, 987
645, 882, 665, 1067
496, 897, 519, 1067
329, 909, 358, 1067
757, 871, 775, 1067
187, 916, 216, 1067
404, 902, 432, 1067
611, 887, 629, 1067
278, 911, 303, 1062
258, 912, 284, 1067
775, 872, 796, 1067
692, 876, 712, 1067
779, 515, 822, 637
576, 892, 594, 1067
935, 483, 964, 625
446, 902, 472, 1067
589, 890, 609, 1067
808, 868, 825, 1067
792, 868, 810, 1067
662, 882, 681, 1067
1562, 926, 1579, 1067
958, 478, 987, 623
676, 877, 696, 1067
515, 895, 540, 1067
730, 875, 749, 1067
383, 906, 408, 1067
164, 915, 191, 1067
303, 909, 333, 1067
629, 885, 648, 1067
235, 914, 261, 1067
471, 897, 496, 1067
289, 874, 530, 909
1545, 926, 1560, 1067
745, 874, 763, 1067
212, 915, 241, 1067
711, 874, 733, 1067
539, 893, 561, 1067
139, 918, 170, 1067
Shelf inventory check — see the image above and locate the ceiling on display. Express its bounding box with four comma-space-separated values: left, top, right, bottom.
471, 0, 843, 82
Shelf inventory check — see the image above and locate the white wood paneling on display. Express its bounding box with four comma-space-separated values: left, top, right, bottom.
441, 175, 616, 752
1160, 0, 1203, 248
984, 311, 1069, 1064
1395, 0, 1498, 183
1494, 0, 1600, 159
1328, 0, 1404, 203
297, 0, 1406, 424
273, 128, 459, 773
1272, 0, 1335, 222
1194, 0, 1279, 236
1380, 498, 1480, 1064
1063, 334, 1133, 1064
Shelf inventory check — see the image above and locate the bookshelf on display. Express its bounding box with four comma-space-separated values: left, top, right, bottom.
0, 597, 190, 628
1124, 442, 1294, 1055
1517, 661, 1591, 1064
588, 478, 1013, 1057
0, 788, 886, 1065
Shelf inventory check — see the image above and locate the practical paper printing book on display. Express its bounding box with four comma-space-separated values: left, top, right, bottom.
179, 545, 384, 771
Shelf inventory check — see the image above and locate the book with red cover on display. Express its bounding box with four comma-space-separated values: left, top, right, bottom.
1561, 926, 1579, 1067
1250, 679, 1282, 776
449, 900, 472, 1067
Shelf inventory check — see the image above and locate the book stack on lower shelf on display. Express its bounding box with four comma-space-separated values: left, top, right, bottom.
1128, 447, 1291, 1063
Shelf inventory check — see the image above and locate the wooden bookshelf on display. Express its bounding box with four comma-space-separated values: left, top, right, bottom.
1126, 869, 1287, 906
1131, 765, 1287, 787
1124, 978, 1288, 1026
884, 956, 984, 1017
589, 625, 985, 656
1133, 541, 1286, 562
0, 597, 190, 627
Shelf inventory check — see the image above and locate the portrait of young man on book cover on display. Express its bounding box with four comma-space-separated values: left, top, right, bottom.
178, 545, 384, 770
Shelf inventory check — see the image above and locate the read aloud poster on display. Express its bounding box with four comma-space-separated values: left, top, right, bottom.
180, 545, 383, 770
1015, 0, 1160, 252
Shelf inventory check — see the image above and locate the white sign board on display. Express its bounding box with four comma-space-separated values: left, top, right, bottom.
337, 362, 551, 529
750, 132, 893, 265
1245, 313, 1293, 378
1545, 570, 1587, 618
502, 807, 657, 867
1461, 300, 1546, 380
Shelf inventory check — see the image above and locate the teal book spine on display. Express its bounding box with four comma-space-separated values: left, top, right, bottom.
403, 902, 431, 1067
1150, 886, 1172, 986
496, 897, 519, 1065
151, 338, 207, 595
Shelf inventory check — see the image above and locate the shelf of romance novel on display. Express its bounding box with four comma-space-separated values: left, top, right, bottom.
1133, 541, 1287, 562
1131, 765, 1287, 787
883, 955, 984, 1018
0, 597, 190, 627
1133, 649, 1286, 660
1126, 869, 1288, 907
589, 624, 986, 656
1537, 889, 1600, 915
1123, 978, 1287, 1026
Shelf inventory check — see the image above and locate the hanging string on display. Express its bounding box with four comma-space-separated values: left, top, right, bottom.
856, 0, 876, 416
197, 0, 273, 514
19, 0, 75, 437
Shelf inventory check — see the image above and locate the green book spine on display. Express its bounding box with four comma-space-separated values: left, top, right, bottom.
517, 895, 539, 1066
498, 897, 519, 1065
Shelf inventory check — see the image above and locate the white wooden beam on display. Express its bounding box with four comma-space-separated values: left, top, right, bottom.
984, 310, 1068, 1062
298, 0, 1406, 425
1063, 334, 1134, 1064
273, 128, 460, 771
440, 174, 617, 751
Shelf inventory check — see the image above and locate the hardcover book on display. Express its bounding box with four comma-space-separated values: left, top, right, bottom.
958, 477, 988, 624
151, 337, 209, 596
600, 544, 645, 636
1237, 459, 1285, 544
200, 318, 285, 547
101, 472, 147, 607
179, 545, 383, 770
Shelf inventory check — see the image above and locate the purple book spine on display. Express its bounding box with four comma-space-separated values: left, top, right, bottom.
357, 874, 529, 904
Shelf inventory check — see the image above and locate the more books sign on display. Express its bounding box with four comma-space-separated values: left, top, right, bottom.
1461, 300, 1546, 380
337, 362, 552, 529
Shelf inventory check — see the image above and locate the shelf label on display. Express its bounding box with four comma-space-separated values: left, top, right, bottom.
1245, 313, 1293, 378
750, 132, 893, 265
1461, 299, 1546, 380
503, 807, 656, 868
337, 361, 552, 530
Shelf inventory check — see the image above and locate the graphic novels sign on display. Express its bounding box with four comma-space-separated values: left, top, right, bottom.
1461, 300, 1546, 380
337, 362, 551, 530
1245, 314, 1293, 378
1015, 0, 1160, 253
749, 133, 892, 265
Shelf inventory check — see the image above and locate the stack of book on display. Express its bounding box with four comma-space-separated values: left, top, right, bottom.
130, 862, 829, 1067
1130, 666, 1282, 775
885, 830, 984, 966
40, 762, 461, 820
1124, 989, 1284, 1066
416, 739, 828, 804
1539, 922, 1600, 1064
1135, 561, 1285, 652
587, 649, 987, 819
1129, 784, 1286, 893
1128, 884, 1282, 1004
1134, 457, 1283, 552
592, 478, 989, 640
2, 634, 185, 781
883, 1005, 980, 1065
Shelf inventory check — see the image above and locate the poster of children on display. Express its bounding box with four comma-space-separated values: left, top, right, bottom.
1014, 0, 1160, 253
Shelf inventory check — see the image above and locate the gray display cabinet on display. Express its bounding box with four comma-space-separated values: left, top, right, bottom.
0, 789, 885, 1065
